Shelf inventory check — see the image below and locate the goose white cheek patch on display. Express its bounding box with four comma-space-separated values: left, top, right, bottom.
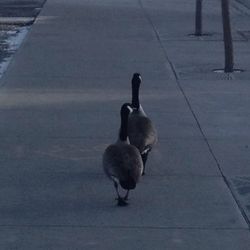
127, 105, 133, 113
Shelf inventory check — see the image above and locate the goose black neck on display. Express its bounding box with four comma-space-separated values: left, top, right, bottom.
119, 110, 129, 142
132, 82, 140, 110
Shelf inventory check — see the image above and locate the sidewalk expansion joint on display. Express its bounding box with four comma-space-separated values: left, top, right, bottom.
138, 0, 250, 230
0, 224, 248, 231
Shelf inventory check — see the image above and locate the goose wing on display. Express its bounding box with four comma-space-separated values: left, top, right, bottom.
103, 143, 143, 181
128, 115, 157, 152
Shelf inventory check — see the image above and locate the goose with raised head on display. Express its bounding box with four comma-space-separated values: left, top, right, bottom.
103, 103, 143, 206
128, 73, 157, 175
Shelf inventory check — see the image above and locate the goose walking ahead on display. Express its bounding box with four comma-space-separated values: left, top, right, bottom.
128, 73, 157, 175
103, 103, 143, 206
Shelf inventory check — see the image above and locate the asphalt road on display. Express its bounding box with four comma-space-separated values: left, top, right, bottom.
0, 0, 46, 77
0, 0, 46, 18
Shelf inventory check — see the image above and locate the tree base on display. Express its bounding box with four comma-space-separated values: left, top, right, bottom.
213, 68, 244, 73
188, 33, 212, 38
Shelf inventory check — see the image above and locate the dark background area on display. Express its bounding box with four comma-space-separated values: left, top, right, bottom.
0, 0, 46, 19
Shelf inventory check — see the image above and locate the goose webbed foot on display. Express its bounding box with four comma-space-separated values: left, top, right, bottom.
117, 197, 128, 206
114, 182, 128, 206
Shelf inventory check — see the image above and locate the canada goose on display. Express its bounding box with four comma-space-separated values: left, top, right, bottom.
103, 103, 143, 206
128, 73, 157, 175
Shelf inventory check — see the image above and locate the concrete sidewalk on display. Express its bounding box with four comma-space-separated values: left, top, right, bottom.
0, 0, 250, 249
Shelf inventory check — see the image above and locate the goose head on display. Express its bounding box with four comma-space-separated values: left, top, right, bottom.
120, 172, 136, 190
119, 103, 133, 141
131, 73, 142, 110
132, 73, 142, 87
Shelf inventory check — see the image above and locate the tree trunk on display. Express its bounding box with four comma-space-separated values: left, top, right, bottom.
221, 0, 234, 72
195, 0, 202, 36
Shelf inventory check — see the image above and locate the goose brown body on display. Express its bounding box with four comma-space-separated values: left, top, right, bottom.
127, 73, 158, 174
103, 141, 143, 189
128, 109, 157, 154
102, 103, 143, 206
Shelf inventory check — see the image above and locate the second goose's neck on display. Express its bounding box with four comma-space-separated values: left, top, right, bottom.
119, 114, 128, 142
132, 84, 140, 110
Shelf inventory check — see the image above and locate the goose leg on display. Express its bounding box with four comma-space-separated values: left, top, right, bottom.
124, 190, 130, 201
114, 181, 120, 198
113, 181, 128, 206
141, 152, 148, 175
